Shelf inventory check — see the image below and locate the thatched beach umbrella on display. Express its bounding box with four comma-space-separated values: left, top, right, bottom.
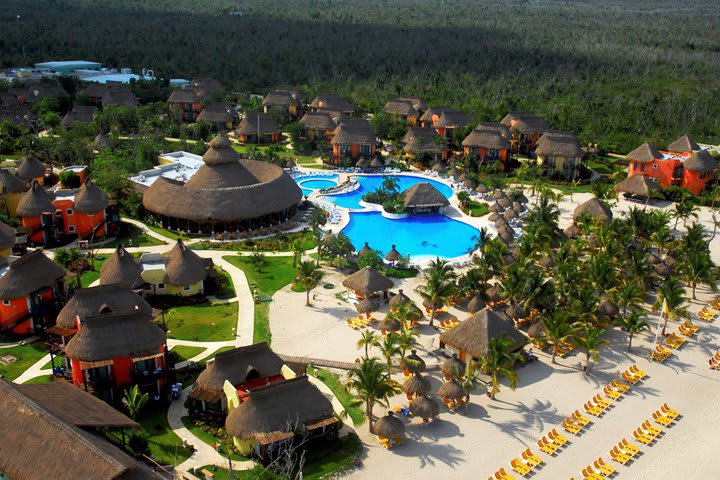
385, 244, 402, 263
389, 289, 412, 310
374, 411, 405, 440
654, 262, 672, 278
512, 202, 525, 213
432, 162, 446, 173
447, 166, 461, 179
371, 157, 385, 169
467, 294, 486, 314
515, 193, 529, 204
486, 286, 502, 303
498, 197, 512, 209
356, 157, 370, 168
597, 299, 619, 318
342, 266, 394, 297
503, 209, 517, 220
537, 254, 553, 269
462, 179, 477, 189
356, 298, 379, 314
663, 255, 677, 269
285, 159, 296, 169
378, 316, 401, 334
527, 321, 546, 339
646, 252, 662, 265
564, 223, 581, 238
409, 395, 439, 421
505, 304, 526, 321
441, 354, 466, 381
476, 183, 490, 194
402, 373, 431, 399
503, 254, 516, 266
573, 197, 613, 224
488, 212, 500, 222
423, 298, 444, 311
491, 189, 506, 200
358, 242, 373, 257
488, 203, 503, 213
400, 350, 426, 376
438, 380, 464, 402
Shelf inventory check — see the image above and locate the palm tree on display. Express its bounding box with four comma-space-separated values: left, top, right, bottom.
651, 225, 672, 256
614, 310, 650, 351
382, 175, 399, 194
652, 278, 689, 335
291, 239, 304, 267
572, 325, 608, 372
378, 332, 401, 377
540, 310, 576, 364
672, 200, 698, 230
357, 330, 379, 358
387, 302, 422, 330
518, 162, 542, 196
396, 326, 420, 359
122, 384, 149, 419
415, 259, 456, 326
613, 280, 645, 318
347, 357, 397, 433
461, 360, 482, 411
473, 226, 492, 253
478, 337, 522, 399
678, 250, 716, 300
308, 208, 328, 265
295, 260, 324, 306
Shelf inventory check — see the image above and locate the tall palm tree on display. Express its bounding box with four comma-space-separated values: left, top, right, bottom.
415, 259, 456, 326
378, 332, 401, 377
396, 326, 420, 359
291, 239, 304, 267
347, 357, 397, 433
678, 250, 716, 300
572, 325, 608, 372
586, 252, 618, 295
613, 280, 645, 318
478, 337, 522, 399
295, 260, 324, 306
651, 225, 672, 256
540, 310, 576, 364
473, 226, 492, 253
461, 360, 482, 411
652, 278, 689, 335
386, 302, 421, 330
357, 330, 379, 358
614, 310, 650, 351
672, 200, 698, 230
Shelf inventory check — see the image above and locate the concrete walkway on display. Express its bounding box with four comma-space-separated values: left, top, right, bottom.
13, 352, 52, 384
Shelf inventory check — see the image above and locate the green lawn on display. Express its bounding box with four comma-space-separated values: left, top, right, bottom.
23, 375, 53, 384
78, 256, 106, 288
193, 231, 317, 252
0, 342, 48, 381
171, 345, 206, 363
165, 302, 238, 342
143, 223, 184, 241
230, 143, 320, 166
223, 255, 297, 345
462, 200, 490, 217
195, 465, 280, 480
215, 269, 237, 300
102, 222, 164, 248
307, 367, 365, 426
137, 406, 193, 467
180, 417, 248, 461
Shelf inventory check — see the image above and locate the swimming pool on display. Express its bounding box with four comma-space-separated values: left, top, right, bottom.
341, 211, 479, 259
295, 174, 339, 196
323, 174, 453, 210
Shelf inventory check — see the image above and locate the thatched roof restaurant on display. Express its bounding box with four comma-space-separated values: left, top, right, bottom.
573, 197, 613, 224
142, 133, 302, 233
342, 266, 394, 297
0, 380, 157, 480
224, 375, 339, 456
402, 182, 450, 213
439, 308, 526, 360
100, 244, 144, 289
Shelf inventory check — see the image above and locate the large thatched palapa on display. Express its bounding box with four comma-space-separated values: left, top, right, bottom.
402, 182, 450, 213
342, 266, 394, 297
142, 133, 302, 232
0, 380, 157, 480
439, 308, 526, 360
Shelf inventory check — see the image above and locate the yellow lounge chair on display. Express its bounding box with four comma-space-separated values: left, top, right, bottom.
653, 411, 674, 426
584, 402, 603, 416
562, 419, 583, 435
612, 379, 630, 392
633, 428, 654, 445
572, 410, 592, 427
621, 371, 641, 384
642, 420, 662, 437
549, 429, 569, 447
629, 364, 648, 378
593, 394, 612, 409
521, 449, 542, 467
581, 466, 603, 480
661, 403, 680, 419
538, 438, 558, 455
496, 467, 517, 480
620, 438, 641, 456
594, 458, 616, 476
610, 446, 631, 464
510, 458, 532, 476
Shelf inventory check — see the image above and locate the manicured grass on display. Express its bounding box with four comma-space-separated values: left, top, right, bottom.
180, 416, 248, 461
165, 302, 238, 342
307, 367, 365, 426
23, 375, 53, 384
223, 255, 297, 345
0, 342, 48, 381
194, 231, 317, 252
143, 223, 184, 241
195, 465, 280, 480
512, 180, 595, 194
215, 269, 237, 300
103, 222, 164, 248
230, 143, 319, 166
171, 345, 206, 363
461, 200, 490, 217
75, 256, 106, 288
137, 406, 193, 467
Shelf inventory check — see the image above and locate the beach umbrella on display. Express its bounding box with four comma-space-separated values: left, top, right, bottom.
441, 354, 466, 381
400, 349, 426, 375
597, 299, 620, 318
462, 179, 477, 189
516, 193, 529, 204
374, 411, 406, 440
409, 395, 440, 421
356, 157, 370, 168
358, 242, 373, 257
646, 252, 662, 265
491, 190, 506, 200
486, 285, 502, 303
654, 262, 672, 278
356, 298, 379, 314
488, 212, 500, 222
488, 203, 503, 213
498, 197, 512, 209
389, 289, 412, 310
447, 167, 461, 178
432, 162, 446, 173
467, 294, 486, 314
662, 255, 677, 269
564, 223, 581, 238
371, 157, 385, 168
512, 201, 525, 213
499, 232, 514, 243
378, 316, 402, 333
505, 304, 526, 321
503, 209, 518, 219
402, 373, 431, 399
476, 183, 490, 194
573, 197, 612, 224
537, 254, 553, 269
438, 380, 464, 401
527, 321, 546, 339
423, 298, 444, 311
284, 159, 296, 169
385, 244, 403, 262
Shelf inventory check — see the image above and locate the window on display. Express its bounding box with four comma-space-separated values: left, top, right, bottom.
68, 225, 76, 233
183, 285, 191, 291
700, 171, 708, 179
640, 163, 645, 172
360, 144, 371, 156
2, 300, 10, 306
489, 149, 499, 159
634, 162, 638, 169
653, 164, 658, 169
66, 209, 73, 216
340, 145, 351, 155
158, 283, 165, 290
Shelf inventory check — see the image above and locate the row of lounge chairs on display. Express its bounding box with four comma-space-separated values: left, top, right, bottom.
621, 364, 647, 384
697, 306, 717, 322
346, 316, 376, 329
438, 317, 459, 331
709, 352, 720, 370
578, 458, 617, 480
610, 405, 679, 466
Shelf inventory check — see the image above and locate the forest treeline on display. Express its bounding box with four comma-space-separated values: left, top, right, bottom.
2, 0, 720, 151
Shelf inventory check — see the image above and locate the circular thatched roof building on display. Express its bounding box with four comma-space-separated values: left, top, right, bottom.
56, 284, 152, 330
385, 244, 402, 262
142, 133, 302, 232
99, 245, 144, 289
17, 181, 54, 217
402, 373, 431, 398
0, 169, 28, 194
0, 221, 16, 251
73, 178, 109, 214
342, 266, 393, 296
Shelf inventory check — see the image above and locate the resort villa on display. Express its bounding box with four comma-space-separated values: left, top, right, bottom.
534, 131, 584, 180
262, 89, 305, 123
626, 134, 718, 194
299, 111, 339, 141
141, 133, 302, 233
330, 119, 376, 161
0, 249, 66, 334
419, 106, 450, 128
432, 110, 472, 142
60, 105, 97, 128
0, 169, 27, 218
196, 102, 238, 130
309, 93, 355, 116
137, 239, 208, 296
168, 86, 202, 122
500, 111, 549, 154
384, 97, 427, 126
403, 127, 449, 162
462, 123, 511, 170
236, 110, 280, 144
15, 154, 47, 184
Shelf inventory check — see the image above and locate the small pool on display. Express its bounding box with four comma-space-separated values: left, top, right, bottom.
323, 174, 453, 210
342, 211, 479, 259
295, 174, 339, 196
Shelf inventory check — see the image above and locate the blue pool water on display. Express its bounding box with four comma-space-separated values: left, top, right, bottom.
325, 174, 453, 210
342, 211, 479, 259
295, 174, 339, 196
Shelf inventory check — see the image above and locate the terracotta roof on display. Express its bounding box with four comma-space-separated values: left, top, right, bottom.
0, 249, 66, 299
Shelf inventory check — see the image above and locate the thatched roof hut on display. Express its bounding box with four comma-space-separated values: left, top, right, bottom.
389, 289, 412, 310
356, 297, 379, 314
401, 183, 451, 213
262, 89, 303, 108
237, 111, 279, 136
419, 106, 449, 124
439, 308, 526, 359
467, 294, 486, 314
16, 154, 46, 181
573, 197, 613, 224
498, 197, 512, 209
409, 395, 439, 420
61, 105, 97, 128
667, 133, 699, 154
310, 94, 355, 114
197, 102, 238, 125
0, 168, 27, 194
56, 284, 151, 330
505, 304, 526, 321
378, 316, 402, 333
626, 142, 662, 163
342, 266, 393, 296
168, 87, 200, 104
142, 133, 302, 225
0, 221, 16, 251
17, 181, 54, 217
564, 223, 581, 238
90, 133, 114, 152
99, 244, 144, 289
476, 183, 490, 194
190, 343, 285, 403
438, 380, 464, 400
488, 212, 499, 222
299, 112, 337, 131
441, 354, 466, 380
0, 380, 156, 480
491, 190, 506, 200
527, 321, 546, 339
371, 157, 385, 168
400, 350, 426, 374
431, 162, 447, 173
462, 127, 510, 150
164, 239, 207, 286
385, 244, 402, 262
434, 110, 471, 129
614, 175, 660, 198
596, 299, 619, 318
684, 149, 717, 173
373, 411, 405, 439
0, 250, 65, 300
654, 262, 672, 278
384, 99, 416, 117
225, 376, 337, 441
403, 128, 447, 155
358, 242, 373, 257
462, 179, 477, 189
486, 286, 502, 303
65, 308, 166, 362
73, 178, 109, 214
536, 131, 582, 158
331, 120, 375, 147
402, 373, 431, 397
